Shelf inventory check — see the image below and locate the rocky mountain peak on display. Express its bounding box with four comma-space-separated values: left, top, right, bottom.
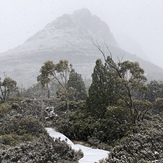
24, 8, 118, 50
72, 8, 92, 19
71, 8, 117, 46
0, 8, 163, 87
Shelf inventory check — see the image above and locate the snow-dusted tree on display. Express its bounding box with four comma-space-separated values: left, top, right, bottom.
38, 60, 73, 110
87, 44, 151, 123
67, 70, 87, 101
86, 59, 119, 116
0, 77, 17, 102
146, 80, 163, 102
37, 60, 55, 98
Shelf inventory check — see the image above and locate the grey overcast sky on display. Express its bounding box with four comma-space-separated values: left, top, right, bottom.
0, 0, 163, 67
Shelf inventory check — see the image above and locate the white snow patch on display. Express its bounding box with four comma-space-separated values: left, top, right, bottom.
45, 127, 109, 163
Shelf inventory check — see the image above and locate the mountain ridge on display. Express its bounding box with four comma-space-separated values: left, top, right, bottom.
0, 8, 163, 87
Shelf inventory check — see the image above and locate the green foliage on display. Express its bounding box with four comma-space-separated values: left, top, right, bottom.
0, 133, 34, 146
132, 100, 152, 121
0, 77, 17, 102
87, 56, 150, 123
38, 60, 72, 88
117, 60, 147, 100
138, 159, 150, 163
67, 70, 87, 101
0, 114, 45, 146
38, 60, 55, 87
1, 115, 45, 136
12, 115, 45, 136
153, 98, 163, 114
106, 106, 130, 123
0, 103, 11, 116
38, 59, 86, 110
104, 114, 163, 162
68, 100, 86, 110
21, 83, 44, 98
144, 80, 163, 114
0, 134, 17, 146
86, 59, 118, 116
38, 60, 73, 109
38, 60, 55, 98
145, 80, 163, 102
56, 107, 132, 146
2, 77, 17, 90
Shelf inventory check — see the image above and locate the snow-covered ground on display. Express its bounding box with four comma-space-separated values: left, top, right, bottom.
46, 127, 109, 163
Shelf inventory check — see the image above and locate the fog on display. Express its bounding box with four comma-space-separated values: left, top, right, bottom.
0, 0, 163, 68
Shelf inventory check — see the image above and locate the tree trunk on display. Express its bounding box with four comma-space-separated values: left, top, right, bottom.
47, 84, 50, 98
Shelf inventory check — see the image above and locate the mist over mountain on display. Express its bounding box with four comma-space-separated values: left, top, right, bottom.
114, 32, 150, 61
0, 8, 163, 87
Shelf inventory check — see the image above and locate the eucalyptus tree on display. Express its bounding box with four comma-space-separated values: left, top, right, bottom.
38, 60, 73, 110
0, 77, 17, 102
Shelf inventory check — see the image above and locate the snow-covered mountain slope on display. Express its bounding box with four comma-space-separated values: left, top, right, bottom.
6, 8, 118, 55
0, 8, 163, 87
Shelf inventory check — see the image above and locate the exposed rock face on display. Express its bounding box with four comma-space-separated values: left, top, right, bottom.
0, 8, 163, 87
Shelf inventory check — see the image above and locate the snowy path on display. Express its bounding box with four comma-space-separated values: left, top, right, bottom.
45, 128, 109, 163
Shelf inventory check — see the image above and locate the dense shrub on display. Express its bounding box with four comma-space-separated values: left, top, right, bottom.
153, 98, 163, 114
0, 133, 34, 146
54, 100, 86, 112
3, 115, 45, 136
55, 107, 132, 146
0, 112, 46, 146
0, 134, 83, 163
0, 103, 11, 116
103, 116, 163, 163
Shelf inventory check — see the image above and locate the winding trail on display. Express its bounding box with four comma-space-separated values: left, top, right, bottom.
46, 128, 109, 163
